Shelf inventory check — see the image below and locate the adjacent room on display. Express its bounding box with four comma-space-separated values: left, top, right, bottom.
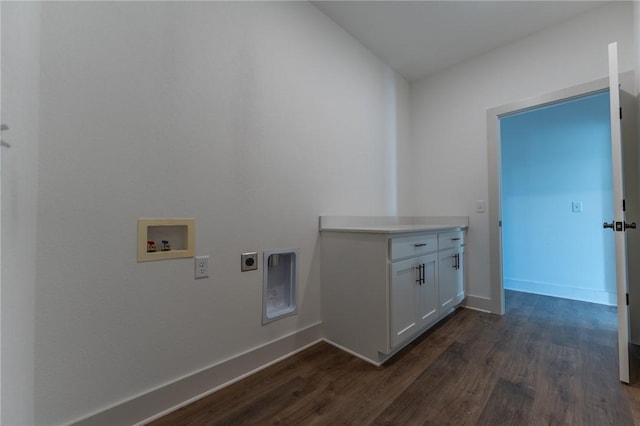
500, 91, 616, 305
3, 1, 640, 424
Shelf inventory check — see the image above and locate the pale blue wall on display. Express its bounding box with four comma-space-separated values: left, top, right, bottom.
500, 91, 616, 305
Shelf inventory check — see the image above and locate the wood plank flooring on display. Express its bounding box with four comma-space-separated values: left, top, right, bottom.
150, 291, 640, 425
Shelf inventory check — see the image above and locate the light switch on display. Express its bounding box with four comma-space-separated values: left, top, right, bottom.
572, 202, 583, 213
475, 200, 486, 213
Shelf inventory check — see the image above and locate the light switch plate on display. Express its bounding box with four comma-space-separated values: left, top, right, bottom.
572, 202, 583, 213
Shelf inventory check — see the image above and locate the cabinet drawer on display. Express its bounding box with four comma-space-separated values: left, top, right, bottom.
438, 231, 464, 250
390, 234, 437, 260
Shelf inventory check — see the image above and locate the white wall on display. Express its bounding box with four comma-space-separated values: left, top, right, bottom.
1, 2, 40, 425
501, 92, 615, 305
636, 2, 640, 95
32, 2, 409, 424
407, 2, 636, 309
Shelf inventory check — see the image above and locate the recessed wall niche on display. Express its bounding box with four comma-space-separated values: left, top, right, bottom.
262, 248, 299, 324
137, 218, 195, 262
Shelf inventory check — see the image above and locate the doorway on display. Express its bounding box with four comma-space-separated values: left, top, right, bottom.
487, 77, 617, 315
488, 60, 639, 383
499, 91, 616, 306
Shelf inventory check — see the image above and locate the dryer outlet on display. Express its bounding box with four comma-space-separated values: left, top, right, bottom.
241, 252, 258, 271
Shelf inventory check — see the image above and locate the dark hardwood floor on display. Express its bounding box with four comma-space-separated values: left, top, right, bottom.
150, 290, 640, 425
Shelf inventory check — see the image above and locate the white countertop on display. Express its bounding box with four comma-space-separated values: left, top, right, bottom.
319, 224, 464, 234
319, 216, 469, 234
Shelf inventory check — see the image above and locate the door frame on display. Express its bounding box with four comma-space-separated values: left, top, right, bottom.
487, 71, 640, 383
487, 77, 609, 315
486, 73, 634, 315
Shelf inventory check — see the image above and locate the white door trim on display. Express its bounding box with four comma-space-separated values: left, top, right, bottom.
486, 76, 613, 315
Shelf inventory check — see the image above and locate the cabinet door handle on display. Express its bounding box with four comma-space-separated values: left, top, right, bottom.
451, 238, 461, 241
415, 264, 425, 285
414, 243, 427, 247
1, 124, 10, 148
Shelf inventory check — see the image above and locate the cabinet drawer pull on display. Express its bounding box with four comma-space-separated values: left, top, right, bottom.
414, 243, 427, 247
451, 238, 461, 241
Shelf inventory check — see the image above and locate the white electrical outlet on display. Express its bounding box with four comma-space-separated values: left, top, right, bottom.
194, 256, 209, 279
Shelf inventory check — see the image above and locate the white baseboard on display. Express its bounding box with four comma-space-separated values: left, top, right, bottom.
75, 282, 602, 425
321, 339, 383, 367
70, 322, 323, 426
504, 278, 616, 306
463, 294, 493, 313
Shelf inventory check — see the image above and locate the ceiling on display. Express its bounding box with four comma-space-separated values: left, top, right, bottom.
312, 1, 611, 82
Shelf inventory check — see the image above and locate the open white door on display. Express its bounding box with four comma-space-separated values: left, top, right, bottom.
607, 42, 632, 383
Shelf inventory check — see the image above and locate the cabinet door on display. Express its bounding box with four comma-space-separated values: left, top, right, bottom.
390, 258, 419, 348
454, 247, 465, 305
438, 248, 457, 311
417, 253, 438, 328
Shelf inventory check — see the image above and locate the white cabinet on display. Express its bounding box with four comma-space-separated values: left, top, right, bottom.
390, 253, 438, 348
455, 248, 464, 303
389, 233, 440, 348
438, 248, 461, 310
417, 254, 439, 327
438, 231, 465, 311
321, 227, 466, 365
